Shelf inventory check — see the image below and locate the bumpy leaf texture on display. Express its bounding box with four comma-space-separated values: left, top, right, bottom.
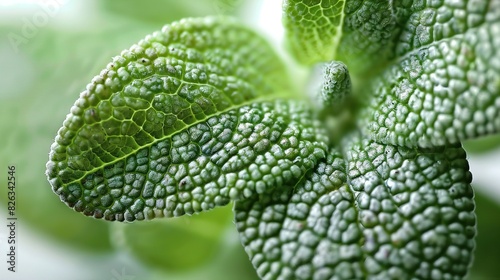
46, 17, 328, 221
284, 0, 500, 148
283, 0, 398, 71
45, 1, 489, 278
320, 61, 351, 109
235, 135, 475, 280
360, 0, 500, 148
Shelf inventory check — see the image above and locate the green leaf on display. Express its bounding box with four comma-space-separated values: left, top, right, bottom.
318, 61, 351, 109
357, 1, 500, 147
145, 223, 261, 280
285, 1, 500, 147
468, 189, 500, 279
46, 17, 328, 221
283, 0, 404, 72
235, 135, 475, 279
463, 133, 500, 154
283, 0, 347, 65
111, 206, 232, 271
334, 0, 401, 74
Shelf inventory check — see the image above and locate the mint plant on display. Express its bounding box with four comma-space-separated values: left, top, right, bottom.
46, 1, 499, 279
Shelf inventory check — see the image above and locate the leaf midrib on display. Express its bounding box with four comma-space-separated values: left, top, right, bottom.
62, 94, 293, 187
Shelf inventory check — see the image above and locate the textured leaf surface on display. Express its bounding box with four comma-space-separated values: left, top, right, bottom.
283, 0, 346, 65
285, 1, 500, 147
334, 0, 401, 74
46, 17, 328, 221
283, 0, 402, 70
235, 136, 475, 279
319, 61, 351, 109
357, 1, 500, 147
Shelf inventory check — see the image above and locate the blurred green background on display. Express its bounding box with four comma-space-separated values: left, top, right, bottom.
0, 1, 499, 279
